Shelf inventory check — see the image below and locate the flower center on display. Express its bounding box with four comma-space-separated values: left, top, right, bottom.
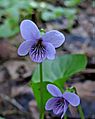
36, 38, 43, 47
58, 98, 64, 104
56, 98, 64, 107
30, 38, 46, 61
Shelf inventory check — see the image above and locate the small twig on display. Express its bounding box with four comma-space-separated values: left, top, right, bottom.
1, 109, 33, 119
0, 93, 25, 111
2, 110, 20, 115
82, 68, 95, 73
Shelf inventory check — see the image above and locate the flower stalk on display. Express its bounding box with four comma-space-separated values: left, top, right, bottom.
64, 114, 67, 119
39, 63, 44, 119
73, 87, 85, 119
78, 104, 85, 119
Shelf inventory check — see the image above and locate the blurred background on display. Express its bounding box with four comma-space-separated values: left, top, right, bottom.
0, 0, 94, 119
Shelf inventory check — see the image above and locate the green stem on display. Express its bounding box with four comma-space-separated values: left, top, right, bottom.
39, 63, 44, 119
64, 114, 67, 119
78, 104, 85, 119
73, 87, 85, 119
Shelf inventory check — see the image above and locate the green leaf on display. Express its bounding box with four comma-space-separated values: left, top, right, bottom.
0, 0, 10, 8
62, 8, 77, 19
64, 0, 81, 7
32, 54, 87, 84
53, 54, 87, 87
92, 0, 95, 7
41, 7, 77, 26
54, 7, 64, 17
41, 11, 56, 21
31, 82, 51, 110
30, 1, 39, 9
0, 117, 5, 119
0, 18, 19, 38
39, 2, 54, 10
0, 0, 33, 38
6, 7, 19, 20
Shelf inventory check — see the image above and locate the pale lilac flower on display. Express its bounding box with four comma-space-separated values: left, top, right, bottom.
45, 84, 80, 119
18, 20, 65, 63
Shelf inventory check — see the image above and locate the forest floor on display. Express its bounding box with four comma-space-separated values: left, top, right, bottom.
0, 0, 94, 119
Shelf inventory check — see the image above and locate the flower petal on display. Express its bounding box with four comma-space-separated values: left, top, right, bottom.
29, 52, 46, 63
43, 42, 56, 60
20, 20, 40, 40
18, 40, 33, 56
47, 84, 62, 97
63, 92, 80, 107
45, 97, 58, 110
42, 30, 65, 48
61, 100, 68, 119
53, 105, 64, 115
29, 45, 46, 63
53, 98, 64, 115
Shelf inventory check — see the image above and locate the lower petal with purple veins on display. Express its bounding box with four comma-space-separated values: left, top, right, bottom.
61, 100, 68, 119
29, 43, 46, 63
53, 98, 64, 115
53, 104, 64, 115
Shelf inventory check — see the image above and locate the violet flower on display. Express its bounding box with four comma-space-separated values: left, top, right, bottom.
45, 84, 80, 119
18, 20, 65, 63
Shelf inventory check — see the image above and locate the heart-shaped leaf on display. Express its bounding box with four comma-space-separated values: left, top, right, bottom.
32, 54, 87, 84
